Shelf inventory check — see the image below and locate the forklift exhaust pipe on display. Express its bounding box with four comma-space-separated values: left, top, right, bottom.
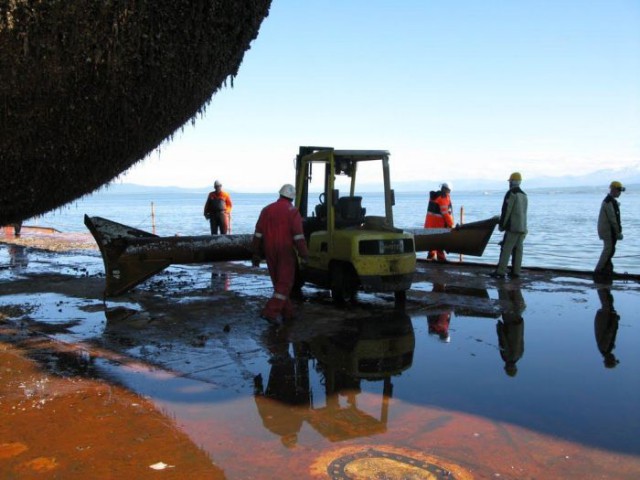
84, 215, 254, 297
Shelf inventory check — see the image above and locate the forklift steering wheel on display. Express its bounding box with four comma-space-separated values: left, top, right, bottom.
318, 192, 326, 205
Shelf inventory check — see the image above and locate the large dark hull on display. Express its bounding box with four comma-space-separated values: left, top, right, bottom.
0, 1, 271, 224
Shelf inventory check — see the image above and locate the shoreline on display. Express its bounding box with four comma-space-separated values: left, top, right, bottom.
0, 231, 97, 253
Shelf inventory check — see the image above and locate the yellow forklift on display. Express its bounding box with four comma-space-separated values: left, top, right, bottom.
294, 147, 416, 303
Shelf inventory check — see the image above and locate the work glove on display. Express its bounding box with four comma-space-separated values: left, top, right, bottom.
251, 254, 261, 267
617, 233, 623, 240
204, 213, 210, 220
299, 256, 309, 267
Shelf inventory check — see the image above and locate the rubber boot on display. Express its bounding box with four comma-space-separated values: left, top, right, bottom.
282, 299, 295, 322
261, 297, 284, 323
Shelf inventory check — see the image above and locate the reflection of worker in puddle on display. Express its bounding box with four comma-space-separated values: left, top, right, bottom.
497, 286, 526, 377
8, 245, 29, 270
427, 284, 452, 342
427, 311, 451, 343
594, 288, 620, 368
210, 268, 231, 291
12, 221, 23, 237
253, 326, 311, 448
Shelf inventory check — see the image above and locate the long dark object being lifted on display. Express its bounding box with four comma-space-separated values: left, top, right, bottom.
84, 215, 253, 297
405, 216, 499, 256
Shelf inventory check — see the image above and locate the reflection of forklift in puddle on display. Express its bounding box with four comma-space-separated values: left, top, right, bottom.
253, 311, 415, 445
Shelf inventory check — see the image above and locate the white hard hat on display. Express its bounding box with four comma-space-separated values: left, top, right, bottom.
214, 180, 222, 187
279, 184, 295, 200
441, 182, 452, 191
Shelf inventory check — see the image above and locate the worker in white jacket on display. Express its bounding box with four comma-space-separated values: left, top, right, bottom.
595, 181, 625, 277
492, 172, 528, 279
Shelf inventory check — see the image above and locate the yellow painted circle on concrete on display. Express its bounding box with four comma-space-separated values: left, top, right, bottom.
311, 445, 473, 479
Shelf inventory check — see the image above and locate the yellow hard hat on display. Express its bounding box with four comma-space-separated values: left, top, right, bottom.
509, 172, 522, 182
610, 181, 625, 191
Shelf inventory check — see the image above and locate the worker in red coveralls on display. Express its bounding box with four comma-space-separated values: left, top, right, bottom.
251, 184, 309, 324
424, 182, 454, 262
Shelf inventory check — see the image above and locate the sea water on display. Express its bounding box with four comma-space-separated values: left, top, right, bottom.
25, 187, 640, 274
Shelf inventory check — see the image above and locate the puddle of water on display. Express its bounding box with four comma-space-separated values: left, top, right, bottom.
0, 293, 106, 342
407, 288, 640, 455
86, 295, 640, 478
0, 245, 103, 281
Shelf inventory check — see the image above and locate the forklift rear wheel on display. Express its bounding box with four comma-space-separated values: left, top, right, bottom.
330, 264, 357, 304
394, 290, 407, 305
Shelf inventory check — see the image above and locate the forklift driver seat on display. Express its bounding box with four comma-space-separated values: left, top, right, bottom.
336, 196, 365, 227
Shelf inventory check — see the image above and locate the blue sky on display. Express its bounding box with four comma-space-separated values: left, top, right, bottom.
120, 0, 640, 192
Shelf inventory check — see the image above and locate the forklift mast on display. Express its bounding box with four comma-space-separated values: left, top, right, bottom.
295, 146, 332, 218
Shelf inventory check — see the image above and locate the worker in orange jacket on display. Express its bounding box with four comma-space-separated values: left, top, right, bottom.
251, 184, 309, 324
424, 182, 454, 261
204, 180, 233, 234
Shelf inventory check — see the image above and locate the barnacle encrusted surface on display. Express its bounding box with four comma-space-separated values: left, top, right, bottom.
0, 0, 271, 224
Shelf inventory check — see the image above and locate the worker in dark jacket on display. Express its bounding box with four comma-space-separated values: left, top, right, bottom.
203, 180, 233, 234
594, 181, 624, 277
424, 182, 454, 262
492, 172, 528, 278
252, 184, 309, 323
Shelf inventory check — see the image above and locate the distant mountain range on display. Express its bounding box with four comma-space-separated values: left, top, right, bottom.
394, 167, 640, 193
104, 166, 640, 194
99, 183, 210, 194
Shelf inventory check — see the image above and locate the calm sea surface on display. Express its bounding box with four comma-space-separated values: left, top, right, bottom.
28, 187, 640, 274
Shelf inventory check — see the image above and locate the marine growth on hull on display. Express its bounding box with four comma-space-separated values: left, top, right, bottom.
0, 0, 272, 224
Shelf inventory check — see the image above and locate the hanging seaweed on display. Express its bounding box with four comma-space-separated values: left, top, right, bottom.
0, 0, 271, 224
